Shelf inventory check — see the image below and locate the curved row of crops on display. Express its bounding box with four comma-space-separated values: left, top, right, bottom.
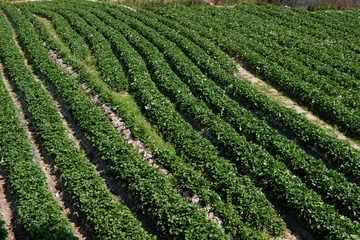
0, 1, 359, 239
158, 5, 360, 135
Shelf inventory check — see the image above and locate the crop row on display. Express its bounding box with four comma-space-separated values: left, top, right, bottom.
312, 10, 360, 37
86, 2, 290, 235
118, 6, 360, 223
152, 6, 360, 181
71, 0, 283, 233
12, 2, 360, 239
137, 10, 235, 75
290, 6, 360, 51
16, 7, 65, 55
251, 4, 360, 64
196, 5, 360, 110
57, 2, 357, 239
31, 8, 127, 91
0, 10, 77, 239
99, 4, 360, 237
139, 10, 235, 74
167, 4, 360, 99
261, 4, 360, 54
170, 5, 360, 134
20, 4, 266, 238
1, 4, 154, 240
47, 2, 280, 237
238, 4, 360, 82
29, 8, 89, 59
74, 6, 272, 238
77, 4, 284, 237
17, 4, 231, 239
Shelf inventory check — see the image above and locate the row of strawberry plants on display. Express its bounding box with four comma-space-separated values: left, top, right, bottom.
312, 9, 360, 28
155, 5, 360, 130
31, 7, 127, 91
1, 4, 154, 240
27, 7, 89, 59
292, 5, 360, 47
137, 9, 236, 74
259, 4, 360, 54
217, 5, 360, 90
16, 6, 65, 55
313, 10, 360, 36
89, 4, 360, 238
195, 5, 360, 104
244, 7, 360, 92
248, 4, 360, 62
101, 3, 360, 228
61, 3, 284, 237
187, 3, 360, 109
170, 4, 360, 103
238, 4, 360, 80
81, 0, 285, 233
16, 4, 230, 239
72, 7, 271, 239
142, 9, 234, 73
81, 6, 282, 237
321, 10, 360, 30
141, 6, 358, 109
0, 11, 76, 240
134, 6, 360, 180
20, 5, 265, 239
173, 6, 360, 130
311, 8, 360, 34
115, 6, 360, 223
152, 6, 360, 182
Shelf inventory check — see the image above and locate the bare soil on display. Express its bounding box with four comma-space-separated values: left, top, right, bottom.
275, 228, 302, 240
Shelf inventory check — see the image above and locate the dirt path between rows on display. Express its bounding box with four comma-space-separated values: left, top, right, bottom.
234, 61, 360, 150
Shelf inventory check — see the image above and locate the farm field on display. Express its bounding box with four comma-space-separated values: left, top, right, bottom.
0, 0, 360, 239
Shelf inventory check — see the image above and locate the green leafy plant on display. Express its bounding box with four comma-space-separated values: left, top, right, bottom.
152, 4, 360, 181
0, 4, 153, 239
9, 3, 229, 239
0, 10, 75, 240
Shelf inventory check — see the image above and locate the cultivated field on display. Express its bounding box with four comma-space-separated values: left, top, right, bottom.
0, 1, 360, 239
